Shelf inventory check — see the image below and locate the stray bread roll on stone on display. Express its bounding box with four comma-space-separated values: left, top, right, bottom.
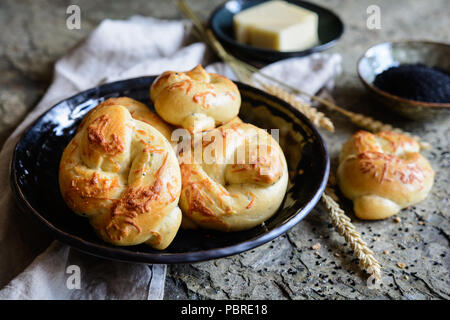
150, 65, 241, 133
178, 118, 288, 231
59, 97, 182, 249
337, 130, 435, 220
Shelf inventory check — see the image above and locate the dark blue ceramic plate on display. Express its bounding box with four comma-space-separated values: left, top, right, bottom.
209, 0, 344, 63
10, 76, 329, 264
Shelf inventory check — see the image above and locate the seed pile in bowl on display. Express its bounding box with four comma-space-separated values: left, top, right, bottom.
373, 63, 450, 103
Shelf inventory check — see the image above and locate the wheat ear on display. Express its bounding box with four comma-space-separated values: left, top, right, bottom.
228, 58, 431, 150
321, 190, 382, 281
323, 105, 432, 150
260, 83, 335, 132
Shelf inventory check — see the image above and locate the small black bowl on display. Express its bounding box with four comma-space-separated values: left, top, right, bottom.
10, 76, 329, 264
209, 0, 344, 64
357, 40, 450, 119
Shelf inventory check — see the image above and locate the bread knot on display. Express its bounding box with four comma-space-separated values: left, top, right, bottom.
337, 130, 434, 220
150, 65, 241, 133
178, 119, 288, 231
59, 97, 182, 249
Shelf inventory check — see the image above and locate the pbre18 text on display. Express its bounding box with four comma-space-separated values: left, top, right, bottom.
225, 304, 268, 315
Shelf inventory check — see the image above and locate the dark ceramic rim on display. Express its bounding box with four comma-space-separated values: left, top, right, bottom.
357, 40, 450, 109
209, 0, 344, 59
10, 76, 329, 264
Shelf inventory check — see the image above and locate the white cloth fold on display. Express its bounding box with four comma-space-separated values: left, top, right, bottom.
0, 16, 341, 300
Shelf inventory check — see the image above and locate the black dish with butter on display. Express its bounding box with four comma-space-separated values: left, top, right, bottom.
209, 0, 344, 63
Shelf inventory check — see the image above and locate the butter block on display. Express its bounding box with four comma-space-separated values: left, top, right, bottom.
233, 1, 319, 52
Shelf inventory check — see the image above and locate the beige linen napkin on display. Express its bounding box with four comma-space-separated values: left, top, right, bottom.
0, 15, 341, 300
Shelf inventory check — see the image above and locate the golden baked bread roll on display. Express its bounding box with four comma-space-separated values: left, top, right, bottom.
59, 97, 182, 249
150, 65, 241, 133
337, 131, 434, 220
178, 118, 288, 231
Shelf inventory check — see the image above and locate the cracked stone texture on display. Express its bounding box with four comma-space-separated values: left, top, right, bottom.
1, 0, 448, 300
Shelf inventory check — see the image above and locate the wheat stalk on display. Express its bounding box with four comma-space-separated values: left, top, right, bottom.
340, 111, 431, 150
322, 191, 382, 281
239, 63, 431, 149
260, 83, 335, 132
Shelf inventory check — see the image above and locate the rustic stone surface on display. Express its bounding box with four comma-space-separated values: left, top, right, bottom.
1, 0, 448, 300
